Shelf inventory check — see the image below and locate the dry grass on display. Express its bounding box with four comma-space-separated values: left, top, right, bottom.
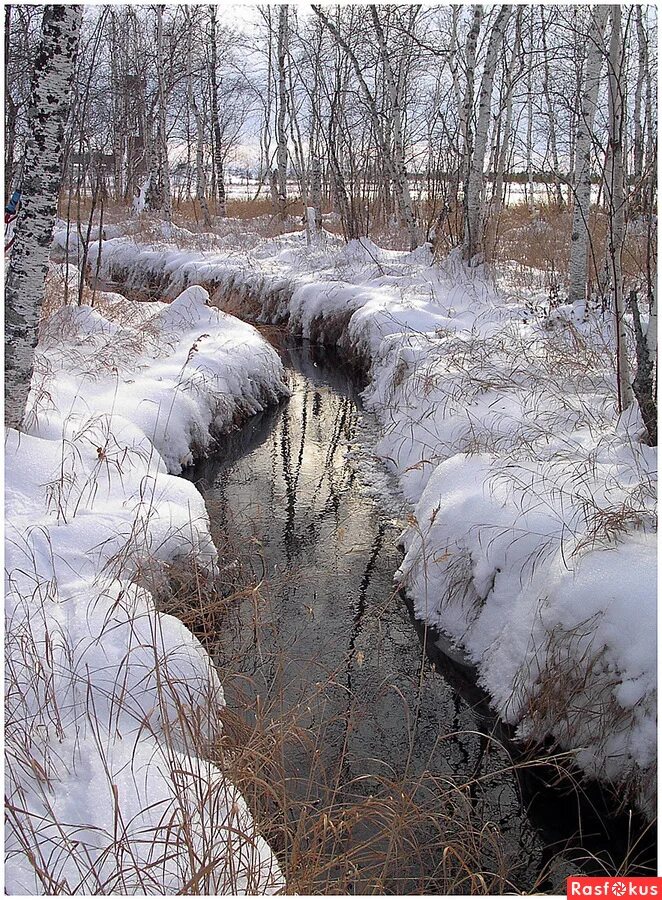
487, 202, 655, 296
152, 526, 522, 894
150, 488, 656, 893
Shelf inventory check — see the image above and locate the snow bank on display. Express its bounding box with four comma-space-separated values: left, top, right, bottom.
28, 284, 289, 473
82, 227, 656, 816
5, 283, 287, 893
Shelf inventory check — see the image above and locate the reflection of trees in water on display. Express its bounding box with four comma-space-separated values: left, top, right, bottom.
184, 343, 654, 889
274, 373, 357, 560
278, 379, 309, 564
347, 519, 386, 697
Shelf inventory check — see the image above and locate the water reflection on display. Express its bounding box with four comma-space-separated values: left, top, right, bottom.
185, 339, 655, 892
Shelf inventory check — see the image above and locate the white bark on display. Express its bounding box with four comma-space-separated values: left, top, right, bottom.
632, 7, 645, 209
310, 155, 322, 239
145, 6, 171, 222
276, 5, 289, 219
209, 5, 227, 217
604, 6, 632, 411
525, 16, 534, 213
370, 6, 421, 251
5, 5, 82, 429
540, 8, 564, 207
312, 5, 422, 249
567, 6, 608, 305
459, 5, 482, 216
487, 8, 521, 255
463, 5, 512, 263
185, 12, 211, 228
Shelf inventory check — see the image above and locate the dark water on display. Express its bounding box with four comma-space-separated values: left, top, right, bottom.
185, 339, 655, 894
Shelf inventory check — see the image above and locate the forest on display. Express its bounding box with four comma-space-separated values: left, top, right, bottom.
4, 3, 658, 896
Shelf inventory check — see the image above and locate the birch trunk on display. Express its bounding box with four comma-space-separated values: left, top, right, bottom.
463, 4, 512, 263
276, 5, 289, 220
310, 155, 323, 240
145, 6, 171, 221
5, 5, 18, 201
567, 6, 608, 306
525, 16, 534, 213
312, 5, 421, 249
186, 26, 211, 227
540, 8, 564, 207
5, 4, 82, 429
459, 5, 482, 242
632, 8, 648, 213
604, 6, 633, 412
447, 6, 464, 212
487, 8, 521, 256
369, 7, 421, 251
209, 5, 227, 217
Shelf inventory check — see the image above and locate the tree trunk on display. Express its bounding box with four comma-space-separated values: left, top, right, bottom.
186, 11, 211, 227
209, 5, 227, 217
540, 8, 564, 207
310, 155, 323, 240
5, 5, 18, 201
312, 4, 421, 249
460, 5, 482, 211
276, 5, 289, 220
525, 15, 534, 213
632, 8, 649, 214
604, 5, 632, 412
145, 6, 171, 221
486, 7, 522, 257
628, 290, 657, 445
567, 5, 608, 306
369, 6, 421, 251
463, 4, 512, 263
5, 4, 82, 429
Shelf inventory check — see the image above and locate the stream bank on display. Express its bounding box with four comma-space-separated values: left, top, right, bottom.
184, 337, 655, 893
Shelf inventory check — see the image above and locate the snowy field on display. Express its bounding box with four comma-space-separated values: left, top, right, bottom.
5, 277, 287, 892
79, 218, 656, 818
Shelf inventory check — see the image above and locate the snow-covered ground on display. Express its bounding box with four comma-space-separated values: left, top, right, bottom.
5, 279, 287, 892
81, 220, 656, 818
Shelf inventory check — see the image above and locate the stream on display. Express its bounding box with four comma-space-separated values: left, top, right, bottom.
184, 337, 655, 894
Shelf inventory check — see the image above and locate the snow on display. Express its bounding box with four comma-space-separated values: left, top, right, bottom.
5, 278, 287, 893
81, 222, 657, 818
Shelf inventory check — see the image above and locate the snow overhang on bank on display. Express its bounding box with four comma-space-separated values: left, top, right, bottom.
5, 281, 287, 893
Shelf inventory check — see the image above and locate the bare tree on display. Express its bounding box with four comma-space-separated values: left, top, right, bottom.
463, 4, 512, 263
275, 5, 289, 219
567, 6, 609, 306
185, 8, 211, 227
144, 6, 172, 221
5, 4, 82, 429
209, 5, 227, 217
604, 5, 633, 412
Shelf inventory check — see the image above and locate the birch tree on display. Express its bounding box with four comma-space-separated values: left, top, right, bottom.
276, 5, 289, 219
567, 6, 609, 306
311, 4, 421, 250
209, 5, 227, 217
540, 8, 564, 207
5, 5, 18, 200
369, 6, 421, 250
604, 5, 633, 412
185, 9, 211, 227
486, 7, 522, 256
144, 6, 171, 221
5, 4, 82, 429
462, 4, 512, 263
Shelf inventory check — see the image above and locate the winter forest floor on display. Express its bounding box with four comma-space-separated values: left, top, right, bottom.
5, 205, 657, 894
